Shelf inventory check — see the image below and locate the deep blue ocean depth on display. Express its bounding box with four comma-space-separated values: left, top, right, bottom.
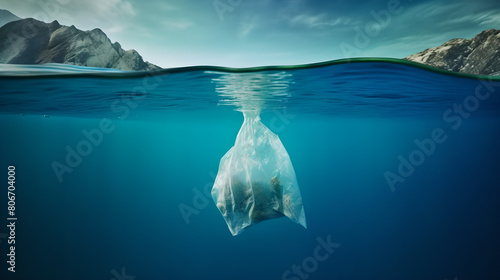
0, 59, 500, 280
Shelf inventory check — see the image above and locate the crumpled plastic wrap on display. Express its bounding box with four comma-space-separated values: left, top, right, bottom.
211, 111, 306, 235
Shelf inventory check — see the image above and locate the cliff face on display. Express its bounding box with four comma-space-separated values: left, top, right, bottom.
0, 18, 160, 71
405, 29, 500, 76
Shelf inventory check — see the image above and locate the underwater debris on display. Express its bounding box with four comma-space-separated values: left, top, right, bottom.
212, 111, 306, 235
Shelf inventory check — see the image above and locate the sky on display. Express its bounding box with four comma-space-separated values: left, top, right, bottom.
1, 0, 499, 68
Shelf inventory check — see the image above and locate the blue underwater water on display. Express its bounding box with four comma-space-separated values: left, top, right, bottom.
0, 59, 500, 280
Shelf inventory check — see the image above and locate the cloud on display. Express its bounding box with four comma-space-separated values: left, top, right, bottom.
366, 31, 465, 58
240, 22, 256, 38
408, 1, 500, 28
412, 3, 463, 18
474, 11, 500, 25
55, 0, 136, 37
238, 16, 261, 38
0, 0, 135, 22
430, 8, 500, 28
461, 10, 500, 26
70, 0, 135, 22
92, 0, 136, 17
158, 2, 180, 12
289, 13, 354, 28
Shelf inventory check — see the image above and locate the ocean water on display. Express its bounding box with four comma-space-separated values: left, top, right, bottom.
0, 58, 500, 280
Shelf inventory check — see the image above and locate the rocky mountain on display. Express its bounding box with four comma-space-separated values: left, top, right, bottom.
0, 9, 21, 28
0, 17, 161, 71
405, 29, 500, 76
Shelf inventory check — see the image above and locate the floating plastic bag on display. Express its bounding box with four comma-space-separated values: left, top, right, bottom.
212, 111, 306, 235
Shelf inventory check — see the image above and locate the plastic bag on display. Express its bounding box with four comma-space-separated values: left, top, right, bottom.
211, 111, 306, 235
